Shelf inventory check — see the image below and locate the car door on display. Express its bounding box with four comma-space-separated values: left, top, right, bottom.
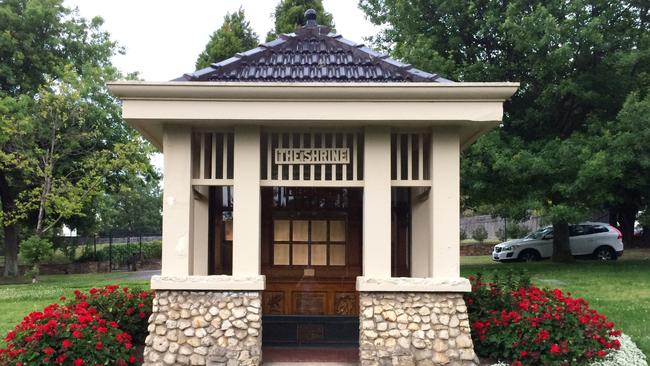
584, 224, 611, 252
569, 225, 593, 255
536, 229, 554, 258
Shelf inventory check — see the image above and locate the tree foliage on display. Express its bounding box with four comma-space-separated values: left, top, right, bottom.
195, 8, 259, 69
0, 0, 158, 276
266, 0, 334, 41
360, 0, 650, 260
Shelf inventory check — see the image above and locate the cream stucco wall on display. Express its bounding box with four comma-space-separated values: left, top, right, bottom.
109, 81, 517, 292
362, 126, 392, 278
161, 126, 194, 276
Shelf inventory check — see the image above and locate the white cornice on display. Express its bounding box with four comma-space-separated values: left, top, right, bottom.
107, 81, 519, 102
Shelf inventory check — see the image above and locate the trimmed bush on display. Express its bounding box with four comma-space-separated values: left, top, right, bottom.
0, 302, 136, 366
466, 272, 621, 366
472, 226, 489, 243
65, 285, 154, 343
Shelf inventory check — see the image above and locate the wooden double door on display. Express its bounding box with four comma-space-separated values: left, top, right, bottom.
261, 187, 362, 318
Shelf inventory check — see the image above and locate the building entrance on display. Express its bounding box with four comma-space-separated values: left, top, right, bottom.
260, 187, 361, 347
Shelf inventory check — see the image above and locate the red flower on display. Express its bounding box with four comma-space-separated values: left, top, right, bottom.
95, 341, 103, 350
97, 327, 108, 334
62, 339, 72, 349
512, 362, 523, 366
73, 358, 84, 366
129, 355, 136, 363
550, 343, 561, 354
597, 350, 607, 358
72, 331, 83, 338
44, 347, 54, 355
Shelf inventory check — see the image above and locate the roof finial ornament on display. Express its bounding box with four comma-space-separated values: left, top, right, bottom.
305, 8, 317, 27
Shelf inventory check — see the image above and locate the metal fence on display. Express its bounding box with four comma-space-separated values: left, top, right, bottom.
460, 215, 542, 241
52, 233, 162, 272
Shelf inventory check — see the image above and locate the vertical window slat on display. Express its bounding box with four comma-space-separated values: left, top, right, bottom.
418, 134, 424, 181
199, 132, 206, 179
406, 133, 412, 181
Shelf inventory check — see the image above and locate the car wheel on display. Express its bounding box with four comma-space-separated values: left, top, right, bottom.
594, 246, 617, 261
518, 249, 540, 262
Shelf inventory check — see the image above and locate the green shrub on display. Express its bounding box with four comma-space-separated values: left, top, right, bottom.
19, 236, 54, 280
472, 226, 488, 243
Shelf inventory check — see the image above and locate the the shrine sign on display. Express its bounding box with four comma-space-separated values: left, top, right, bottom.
275, 148, 350, 165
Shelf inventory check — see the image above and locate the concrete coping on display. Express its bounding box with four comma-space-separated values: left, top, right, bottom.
356, 276, 472, 292
150, 275, 266, 291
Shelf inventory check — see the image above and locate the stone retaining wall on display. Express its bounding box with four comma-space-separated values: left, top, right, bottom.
359, 292, 478, 366
144, 290, 262, 366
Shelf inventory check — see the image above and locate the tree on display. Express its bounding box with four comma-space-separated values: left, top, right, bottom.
195, 8, 259, 69
361, 0, 649, 261
0, 0, 155, 276
94, 174, 162, 236
599, 90, 650, 244
266, 0, 334, 41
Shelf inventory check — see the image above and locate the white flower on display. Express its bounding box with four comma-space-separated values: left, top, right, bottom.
490, 333, 647, 366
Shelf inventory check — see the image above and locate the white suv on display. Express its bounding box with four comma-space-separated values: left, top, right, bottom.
492, 222, 624, 262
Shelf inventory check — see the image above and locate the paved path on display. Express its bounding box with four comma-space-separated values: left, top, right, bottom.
124, 269, 160, 280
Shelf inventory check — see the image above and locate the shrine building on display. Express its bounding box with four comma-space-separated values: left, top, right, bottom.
109, 9, 518, 366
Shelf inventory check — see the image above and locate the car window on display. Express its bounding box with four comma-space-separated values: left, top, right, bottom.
525, 227, 553, 240
569, 225, 583, 236
590, 225, 609, 234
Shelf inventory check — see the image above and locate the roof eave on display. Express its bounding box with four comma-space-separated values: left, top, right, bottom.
107, 81, 519, 102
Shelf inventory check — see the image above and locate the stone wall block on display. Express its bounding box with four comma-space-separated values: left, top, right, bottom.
359, 292, 478, 366
143, 291, 262, 366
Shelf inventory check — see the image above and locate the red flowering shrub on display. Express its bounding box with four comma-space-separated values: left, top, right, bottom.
65, 285, 154, 343
0, 302, 136, 366
465, 272, 621, 366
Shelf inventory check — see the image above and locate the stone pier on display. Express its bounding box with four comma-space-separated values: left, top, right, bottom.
359, 292, 478, 366
143, 291, 262, 366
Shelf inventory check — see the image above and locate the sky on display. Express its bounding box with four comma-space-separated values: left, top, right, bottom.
64, 0, 381, 81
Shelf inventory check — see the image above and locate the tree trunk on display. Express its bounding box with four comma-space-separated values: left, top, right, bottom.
619, 206, 638, 247
551, 221, 574, 262
0, 170, 19, 277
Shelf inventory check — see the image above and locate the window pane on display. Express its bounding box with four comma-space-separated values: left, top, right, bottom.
312, 220, 327, 242
274, 244, 290, 265
330, 220, 346, 242
330, 245, 345, 266
274, 220, 290, 241
312, 244, 327, 265
224, 219, 233, 241
293, 220, 309, 241
293, 244, 308, 265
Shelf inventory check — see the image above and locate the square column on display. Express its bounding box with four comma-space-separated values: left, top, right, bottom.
362, 126, 392, 278
429, 127, 461, 278
192, 186, 209, 276
161, 126, 193, 276
232, 125, 261, 277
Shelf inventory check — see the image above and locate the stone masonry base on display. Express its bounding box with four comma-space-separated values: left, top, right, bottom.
143, 290, 262, 366
359, 292, 478, 366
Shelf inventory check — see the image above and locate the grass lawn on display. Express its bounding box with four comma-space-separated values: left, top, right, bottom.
461, 248, 650, 358
0, 272, 149, 343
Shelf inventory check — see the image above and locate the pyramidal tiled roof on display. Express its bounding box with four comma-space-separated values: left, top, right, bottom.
175, 10, 451, 83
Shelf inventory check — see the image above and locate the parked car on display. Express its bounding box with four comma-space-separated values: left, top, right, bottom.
492, 222, 624, 262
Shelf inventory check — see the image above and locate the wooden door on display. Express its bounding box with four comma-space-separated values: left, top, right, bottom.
261, 187, 362, 317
